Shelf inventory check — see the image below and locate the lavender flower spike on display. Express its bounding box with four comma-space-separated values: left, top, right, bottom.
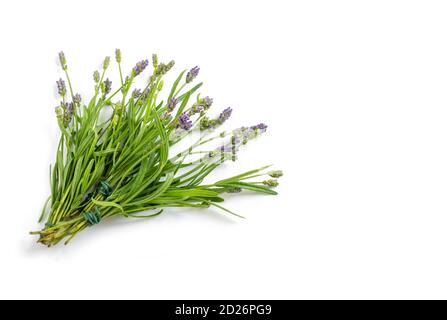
115, 49, 122, 63
132, 88, 142, 99
167, 97, 178, 112
152, 54, 158, 68
177, 112, 193, 130
218, 107, 233, 124
63, 102, 74, 127
251, 123, 268, 133
56, 78, 66, 97
103, 56, 111, 70
201, 96, 213, 109
93, 70, 100, 83
58, 51, 67, 70
73, 93, 82, 104
186, 66, 200, 83
133, 59, 149, 76
102, 78, 112, 95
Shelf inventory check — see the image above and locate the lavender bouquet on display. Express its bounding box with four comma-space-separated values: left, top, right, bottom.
31, 50, 282, 246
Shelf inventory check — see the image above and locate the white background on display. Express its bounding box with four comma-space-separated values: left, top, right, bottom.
1, 0, 447, 299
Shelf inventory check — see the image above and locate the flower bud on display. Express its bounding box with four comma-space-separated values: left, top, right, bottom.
56, 78, 66, 97
152, 54, 158, 68
268, 170, 283, 178
103, 56, 111, 70
58, 51, 67, 70
263, 179, 279, 187
93, 70, 100, 83
186, 66, 200, 83
73, 93, 82, 104
115, 49, 121, 63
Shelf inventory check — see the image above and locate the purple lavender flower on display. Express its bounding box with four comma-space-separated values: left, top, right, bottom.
132, 88, 142, 99
231, 134, 240, 145
136, 86, 152, 101
56, 78, 66, 97
211, 138, 238, 163
166, 60, 175, 72
251, 123, 268, 132
154, 60, 175, 76
201, 96, 213, 109
167, 97, 178, 112
218, 107, 232, 124
219, 144, 233, 152
63, 102, 74, 127
73, 93, 82, 104
58, 51, 67, 70
161, 112, 172, 120
189, 105, 203, 116
103, 78, 112, 95
186, 66, 200, 83
133, 59, 149, 76
177, 112, 193, 130
191, 96, 213, 116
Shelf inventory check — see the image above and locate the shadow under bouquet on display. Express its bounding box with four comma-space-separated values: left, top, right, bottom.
31, 50, 282, 246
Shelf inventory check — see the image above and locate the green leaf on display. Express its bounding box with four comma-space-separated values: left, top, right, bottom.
178, 82, 203, 101
168, 70, 186, 101
216, 165, 272, 184
91, 198, 125, 214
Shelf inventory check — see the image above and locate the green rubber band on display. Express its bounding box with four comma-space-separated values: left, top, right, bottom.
97, 180, 113, 197
83, 207, 101, 225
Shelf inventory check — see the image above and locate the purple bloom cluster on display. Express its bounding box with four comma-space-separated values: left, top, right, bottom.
186, 66, 200, 83
132, 88, 142, 99
103, 78, 112, 95
167, 97, 178, 112
208, 124, 266, 162
189, 105, 203, 116
251, 123, 268, 132
166, 60, 175, 71
191, 96, 213, 116
73, 93, 82, 104
199, 106, 232, 130
219, 144, 233, 152
177, 112, 193, 130
63, 102, 74, 126
218, 107, 232, 124
142, 87, 151, 99
133, 59, 149, 76
56, 78, 66, 97
221, 124, 268, 150
201, 96, 213, 109
154, 60, 175, 76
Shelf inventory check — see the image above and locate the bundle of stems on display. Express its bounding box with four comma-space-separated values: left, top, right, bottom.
31, 50, 282, 246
